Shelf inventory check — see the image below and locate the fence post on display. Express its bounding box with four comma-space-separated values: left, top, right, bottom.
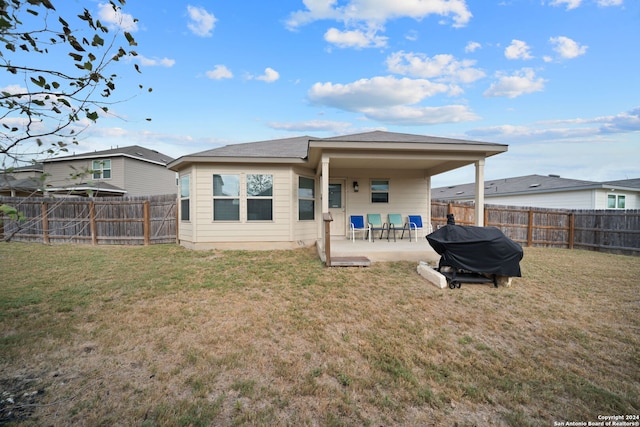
41, 201, 49, 244
175, 196, 179, 244
484, 207, 488, 226
143, 200, 151, 246
89, 201, 97, 245
527, 208, 534, 247
568, 213, 575, 250
0, 212, 4, 240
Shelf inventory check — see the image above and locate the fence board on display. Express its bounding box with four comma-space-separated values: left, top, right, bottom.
1, 195, 177, 245
432, 200, 639, 255
2, 196, 638, 254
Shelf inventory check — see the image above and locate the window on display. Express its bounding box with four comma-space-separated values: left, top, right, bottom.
213, 174, 240, 221
608, 194, 626, 209
180, 175, 190, 221
92, 159, 111, 179
371, 179, 389, 203
298, 177, 315, 220
247, 174, 273, 221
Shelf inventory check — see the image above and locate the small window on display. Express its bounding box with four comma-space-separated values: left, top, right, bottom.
608, 194, 626, 209
298, 177, 315, 221
213, 174, 240, 221
180, 175, 190, 221
92, 159, 111, 179
247, 174, 273, 221
371, 179, 389, 203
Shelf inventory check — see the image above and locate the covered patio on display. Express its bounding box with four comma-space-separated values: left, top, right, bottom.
318, 235, 440, 265
308, 131, 508, 265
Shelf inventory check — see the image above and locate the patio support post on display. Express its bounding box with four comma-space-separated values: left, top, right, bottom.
475, 159, 485, 226
425, 175, 432, 232
321, 156, 330, 213
321, 156, 330, 257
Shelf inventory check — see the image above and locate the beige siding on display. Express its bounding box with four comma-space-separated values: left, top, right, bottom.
332, 168, 431, 235
595, 189, 638, 209
481, 190, 596, 209
186, 164, 300, 244
292, 166, 320, 243
43, 158, 126, 189
122, 158, 177, 196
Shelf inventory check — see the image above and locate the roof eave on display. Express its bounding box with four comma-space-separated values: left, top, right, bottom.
168, 156, 307, 171
44, 153, 170, 167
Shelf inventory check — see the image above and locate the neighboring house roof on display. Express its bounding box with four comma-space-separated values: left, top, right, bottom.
0, 176, 43, 192
433, 174, 640, 199
42, 145, 174, 166
45, 181, 127, 196
0, 163, 44, 174
168, 131, 508, 171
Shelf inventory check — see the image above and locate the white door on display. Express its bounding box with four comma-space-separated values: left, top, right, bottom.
328, 180, 346, 236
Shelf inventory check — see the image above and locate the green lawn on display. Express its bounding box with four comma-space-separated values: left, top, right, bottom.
1, 243, 639, 426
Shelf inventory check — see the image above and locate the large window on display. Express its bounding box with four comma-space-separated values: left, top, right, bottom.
92, 159, 111, 179
180, 175, 190, 221
607, 194, 626, 209
247, 174, 273, 221
371, 179, 389, 203
298, 176, 315, 221
213, 174, 240, 220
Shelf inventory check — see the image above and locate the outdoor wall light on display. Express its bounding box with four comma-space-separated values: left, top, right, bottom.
353, 181, 359, 192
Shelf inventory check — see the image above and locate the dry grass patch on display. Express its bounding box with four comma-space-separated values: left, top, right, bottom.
1, 243, 639, 426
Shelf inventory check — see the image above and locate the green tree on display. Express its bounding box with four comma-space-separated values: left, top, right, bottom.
1, 0, 149, 240
0, 0, 149, 165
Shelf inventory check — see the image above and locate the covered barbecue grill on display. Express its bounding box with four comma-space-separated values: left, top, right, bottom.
426, 224, 523, 289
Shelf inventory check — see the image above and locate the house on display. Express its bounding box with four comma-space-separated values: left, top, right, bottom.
40, 145, 176, 197
433, 174, 640, 209
0, 164, 44, 196
167, 131, 508, 252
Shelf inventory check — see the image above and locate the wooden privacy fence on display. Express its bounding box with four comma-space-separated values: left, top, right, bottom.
0, 195, 177, 245
432, 201, 640, 255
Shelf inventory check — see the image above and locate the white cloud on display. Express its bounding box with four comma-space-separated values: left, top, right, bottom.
254, 67, 280, 83
362, 105, 480, 125
187, 5, 216, 37
465, 41, 481, 53
206, 65, 233, 80
504, 40, 533, 60
287, 0, 472, 30
324, 27, 388, 48
549, 36, 587, 59
549, 0, 582, 10
308, 76, 449, 111
386, 51, 485, 84
483, 68, 546, 98
596, 0, 622, 5
138, 56, 175, 67
267, 120, 353, 133
97, 3, 138, 32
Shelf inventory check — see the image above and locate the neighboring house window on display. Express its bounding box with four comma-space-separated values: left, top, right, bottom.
608, 194, 626, 209
213, 174, 240, 221
371, 179, 389, 203
298, 176, 315, 221
92, 159, 111, 179
247, 174, 273, 221
180, 175, 190, 221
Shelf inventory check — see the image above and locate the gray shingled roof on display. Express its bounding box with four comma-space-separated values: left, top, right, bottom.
189, 136, 312, 159
602, 178, 640, 189
433, 174, 640, 199
321, 130, 501, 146
182, 131, 503, 162
43, 145, 174, 165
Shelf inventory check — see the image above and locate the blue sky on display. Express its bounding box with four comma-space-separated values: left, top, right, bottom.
6, 0, 640, 186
